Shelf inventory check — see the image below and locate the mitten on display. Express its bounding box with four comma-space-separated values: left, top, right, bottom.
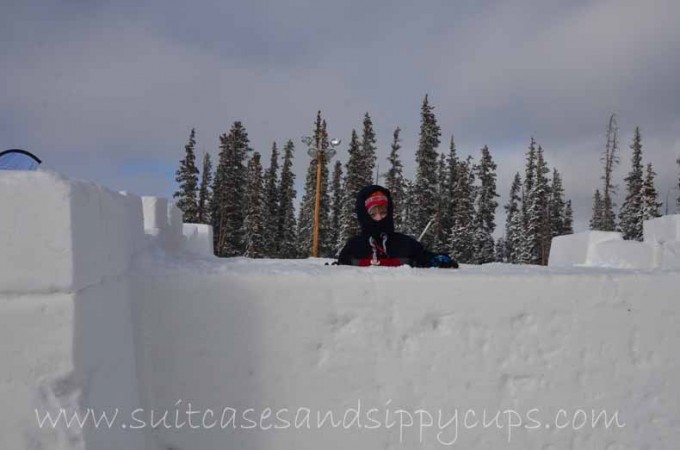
430, 254, 458, 269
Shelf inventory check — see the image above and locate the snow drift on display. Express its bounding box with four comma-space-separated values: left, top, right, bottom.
2, 170, 680, 450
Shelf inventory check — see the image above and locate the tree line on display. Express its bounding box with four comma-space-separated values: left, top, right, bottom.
178, 96, 680, 265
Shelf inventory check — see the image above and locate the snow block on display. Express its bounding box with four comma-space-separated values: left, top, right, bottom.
643, 214, 680, 244
141, 196, 168, 234
660, 241, 680, 269
164, 202, 185, 252
0, 171, 144, 293
183, 223, 214, 256
548, 231, 622, 267
587, 239, 658, 269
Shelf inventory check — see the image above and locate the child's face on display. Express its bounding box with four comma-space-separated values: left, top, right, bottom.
368, 205, 388, 222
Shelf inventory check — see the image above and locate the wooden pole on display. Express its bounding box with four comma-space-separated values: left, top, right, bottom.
312, 139, 323, 257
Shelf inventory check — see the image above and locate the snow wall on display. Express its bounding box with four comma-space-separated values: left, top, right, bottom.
2, 170, 680, 450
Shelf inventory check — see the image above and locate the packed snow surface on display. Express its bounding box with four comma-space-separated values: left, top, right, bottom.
2, 171, 680, 450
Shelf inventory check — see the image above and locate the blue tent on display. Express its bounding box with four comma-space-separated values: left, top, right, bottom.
0, 149, 42, 170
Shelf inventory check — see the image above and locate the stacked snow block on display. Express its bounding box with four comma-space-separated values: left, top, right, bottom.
182, 223, 215, 256
643, 215, 680, 269
0, 171, 144, 292
548, 231, 623, 267
141, 197, 186, 252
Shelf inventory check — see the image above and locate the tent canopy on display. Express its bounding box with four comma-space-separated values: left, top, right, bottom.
0, 149, 42, 170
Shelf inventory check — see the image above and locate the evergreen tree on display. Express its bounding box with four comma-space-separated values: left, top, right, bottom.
472, 145, 499, 264
504, 172, 522, 263
329, 161, 343, 256
402, 179, 416, 236
526, 146, 551, 264
641, 163, 662, 222
433, 152, 449, 252
385, 127, 407, 230
211, 122, 251, 257
197, 152, 212, 225
563, 200, 574, 234
449, 157, 475, 263
278, 140, 297, 258
619, 127, 644, 240
173, 128, 200, 223
600, 113, 619, 231
443, 136, 459, 242
413, 94, 442, 247
590, 189, 604, 230
262, 142, 280, 256
549, 169, 566, 237
338, 130, 363, 245
359, 113, 377, 186
243, 152, 265, 258
495, 237, 506, 263
511, 201, 532, 264
523, 138, 537, 208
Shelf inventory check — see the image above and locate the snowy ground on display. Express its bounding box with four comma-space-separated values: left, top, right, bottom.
2, 171, 680, 450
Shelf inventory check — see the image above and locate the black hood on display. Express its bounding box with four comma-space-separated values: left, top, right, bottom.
355, 185, 395, 237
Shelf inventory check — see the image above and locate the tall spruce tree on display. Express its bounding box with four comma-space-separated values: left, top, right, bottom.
329, 161, 343, 256
526, 146, 551, 264
511, 199, 532, 264
599, 113, 619, 231
549, 169, 566, 237
504, 172, 522, 263
641, 162, 662, 222
413, 94, 442, 247
385, 127, 407, 231
495, 237, 507, 263
590, 189, 604, 230
443, 136, 459, 247
563, 200, 574, 234
338, 130, 363, 245
449, 157, 476, 263
359, 113, 377, 186
174, 128, 200, 223
211, 122, 251, 257
619, 127, 644, 240
433, 152, 449, 252
472, 146, 499, 264
402, 179, 416, 236
197, 152, 212, 225
243, 152, 265, 258
278, 140, 297, 258
262, 142, 281, 256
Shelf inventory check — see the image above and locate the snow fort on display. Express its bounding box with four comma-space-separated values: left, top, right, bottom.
2, 170, 680, 450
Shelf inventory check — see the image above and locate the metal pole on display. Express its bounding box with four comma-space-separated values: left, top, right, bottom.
312, 137, 323, 257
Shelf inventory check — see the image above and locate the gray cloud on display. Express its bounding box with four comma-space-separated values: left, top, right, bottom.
2, 0, 679, 230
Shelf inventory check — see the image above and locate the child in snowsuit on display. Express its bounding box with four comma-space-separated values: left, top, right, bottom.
337, 185, 458, 268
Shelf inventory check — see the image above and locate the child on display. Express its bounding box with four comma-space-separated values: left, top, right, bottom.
337, 185, 458, 268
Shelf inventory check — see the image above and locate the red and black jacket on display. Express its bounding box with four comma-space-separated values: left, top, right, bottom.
336, 185, 439, 268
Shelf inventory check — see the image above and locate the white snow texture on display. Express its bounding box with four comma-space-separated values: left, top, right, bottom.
2, 170, 680, 450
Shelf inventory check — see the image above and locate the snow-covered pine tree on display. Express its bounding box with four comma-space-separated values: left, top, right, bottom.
413, 94, 442, 248
197, 152, 212, 225
338, 130, 363, 246
563, 200, 574, 234
385, 127, 407, 231
173, 128, 200, 223
590, 190, 604, 230
495, 237, 506, 263
277, 140, 297, 258
211, 122, 252, 257
442, 135, 458, 248
262, 142, 280, 256
359, 113, 377, 186
504, 172, 522, 263
600, 113, 619, 231
433, 152, 449, 253
511, 201, 532, 264
318, 119, 334, 257
641, 162, 662, 222
449, 156, 476, 263
243, 152, 265, 258
523, 138, 537, 210
402, 179, 415, 236
329, 160, 343, 256
472, 145, 498, 264
549, 169, 566, 237
618, 127, 644, 240
526, 145, 551, 265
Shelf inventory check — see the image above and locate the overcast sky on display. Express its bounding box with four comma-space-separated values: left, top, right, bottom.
3, 0, 679, 234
